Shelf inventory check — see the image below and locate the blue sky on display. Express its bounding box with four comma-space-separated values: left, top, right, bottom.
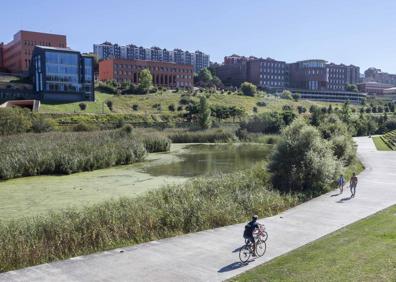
2, 0, 396, 73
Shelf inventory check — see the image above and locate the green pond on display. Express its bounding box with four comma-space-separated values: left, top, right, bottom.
0, 143, 272, 221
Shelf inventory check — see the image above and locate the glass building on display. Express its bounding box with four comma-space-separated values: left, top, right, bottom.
31, 46, 94, 102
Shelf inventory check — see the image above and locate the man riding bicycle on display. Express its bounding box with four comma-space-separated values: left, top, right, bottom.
243, 215, 260, 256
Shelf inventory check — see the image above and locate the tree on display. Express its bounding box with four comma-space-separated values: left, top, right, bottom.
198, 96, 212, 129
197, 68, 213, 84
240, 82, 257, 97
269, 119, 340, 195
345, 84, 358, 92
138, 69, 153, 94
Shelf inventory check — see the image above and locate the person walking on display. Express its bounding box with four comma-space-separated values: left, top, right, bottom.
350, 172, 358, 197
338, 174, 345, 194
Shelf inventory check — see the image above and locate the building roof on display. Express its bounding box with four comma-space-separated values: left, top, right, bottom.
34, 45, 76, 52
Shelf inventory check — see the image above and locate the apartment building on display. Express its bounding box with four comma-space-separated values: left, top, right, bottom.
93, 42, 210, 73
99, 59, 193, 88
2, 30, 67, 74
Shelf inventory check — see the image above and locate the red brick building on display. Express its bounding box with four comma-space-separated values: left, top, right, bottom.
99, 59, 194, 88
3, 30, 67, 73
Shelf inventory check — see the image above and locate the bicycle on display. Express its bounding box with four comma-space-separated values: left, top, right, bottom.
239, 224, 267, 263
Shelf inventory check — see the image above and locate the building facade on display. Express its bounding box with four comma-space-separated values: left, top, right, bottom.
364, 67, 396, 86
357, 81, 393, 97
249, 58, 288, 90
93, 42, 210, 73
99, 59, 193, 88
288, 60, 360, 91
3, 30, 67, 74
31, 46, 94, 102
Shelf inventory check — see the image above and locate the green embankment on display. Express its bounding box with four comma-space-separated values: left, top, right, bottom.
373, 130, 396, 151
39, 91, 344, 116
232, 205, 396, 282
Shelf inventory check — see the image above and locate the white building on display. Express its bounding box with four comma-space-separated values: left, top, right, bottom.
93, 42, 209, 73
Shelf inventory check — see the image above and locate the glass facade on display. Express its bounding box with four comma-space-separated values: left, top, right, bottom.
45, 51, 80, 92
31, 46, 95, 102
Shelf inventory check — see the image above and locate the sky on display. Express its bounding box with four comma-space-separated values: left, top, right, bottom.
1, 0, 396, 73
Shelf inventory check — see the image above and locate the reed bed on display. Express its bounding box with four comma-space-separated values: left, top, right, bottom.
0, 129, 170, 180
166, 128, 237, 143
0, 164, 299, 272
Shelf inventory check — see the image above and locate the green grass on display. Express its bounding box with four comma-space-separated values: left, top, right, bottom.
372, 136, 392, 151
231, 205, 396, 282
39, 91, 345, 116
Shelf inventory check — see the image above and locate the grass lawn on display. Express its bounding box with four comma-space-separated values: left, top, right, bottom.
39, 91, 346, 116
231, 205, 396, 282
372, 136, 392, 151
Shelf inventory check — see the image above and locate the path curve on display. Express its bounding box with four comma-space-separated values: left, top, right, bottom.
1, 137, 396, 282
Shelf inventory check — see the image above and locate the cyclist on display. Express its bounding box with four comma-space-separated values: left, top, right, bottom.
243, 215, 260, 256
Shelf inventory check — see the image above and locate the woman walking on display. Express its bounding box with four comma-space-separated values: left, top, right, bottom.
338, 174, 345, 194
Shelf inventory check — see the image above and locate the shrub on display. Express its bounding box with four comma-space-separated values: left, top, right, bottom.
240, 112, 285, 134
132, 104, 139, 111
177, 106, 183, 111
95, 82, 117, 94
253, 106, 258, 113
269, 119, 341, 195
168, 104, 176, 112
240, 82, 257, 97
73, 122, 97, 132
256, 101, 267, 107
31, 116, 56, 133
79, 103, 87, 111
0, 108, 32, 136
106, 100, 113, 111
280, 90, 293, 100
179, 96, 192, 105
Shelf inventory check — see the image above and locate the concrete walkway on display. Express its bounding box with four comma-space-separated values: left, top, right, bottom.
1, 137, 396, 282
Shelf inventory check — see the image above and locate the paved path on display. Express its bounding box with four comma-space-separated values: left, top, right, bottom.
1, 137, 396, 282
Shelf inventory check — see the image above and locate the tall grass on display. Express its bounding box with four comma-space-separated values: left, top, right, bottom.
0, 164, 299, 272
166, 128, 237, 143
0, 129, 170, 180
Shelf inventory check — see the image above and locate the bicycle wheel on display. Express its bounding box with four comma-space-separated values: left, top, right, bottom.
255, 240, 267, 257
239, 244, 251, 263
261, 231, 268, 242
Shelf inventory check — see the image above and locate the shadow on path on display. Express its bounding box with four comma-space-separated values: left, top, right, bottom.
337, 196, 353, 203
330, 192, 342, 197
218, 261, 251, 273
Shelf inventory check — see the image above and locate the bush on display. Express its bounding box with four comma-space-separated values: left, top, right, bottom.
269, 119, 341, 195
0, 130, 148, 180
179, 96, 192, 105
253, 106, 258, 113
73, 122, 97, 132
132, 104, 139, 111
177, 106, 183, 111
256, 101, 267, 107
106, 100, 113, 111
79, 103, 87, 111
0, 108, 32, 136
280, 90, 293, 100
95, 82, 117, 94
31, 116, 56, 133
0, 164, 299, 272
168, 104, 176, 112
240, 82, 257, 97
240, 112, 285, 134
